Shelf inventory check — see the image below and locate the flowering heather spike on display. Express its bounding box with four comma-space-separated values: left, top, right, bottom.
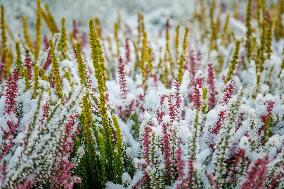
225, 40, 240, 83
74, 43, 87, 86
89, 19, 106, 93
222, 79, 236, 104
23, 67, 30, 89
40, 102, 49, 125
24, 51, 33, 81
221, 14, 230, 46
177, 54, 185, 83
15, 41, 22, 72
211, 110, 226, 135
189, 51, 198, 85
49, 39, 63, 98
1, 5, 7, 50
4, 70, 19, 115
1, 70, 19, 159
143, 123, 152, 163
118, 56, 128, 99
175, 25, 180, 61
162, 122, 173, 184
42, 3, 59, 33
112, 115, 124, 183
192, 76, 203, 110
51, 114, 80, 189
34, 0, 42, 61
21, 16, 33, 52
0, 5, 7, 79
94, 17, 102, 39
58, 17, 68, 60
33, 65, 39, 97
259, 100, 274, 143
240, 158, 268, 189
141, 31, 148, 84
266, 20, 273, 60
245, 0, 252, 60
114, 20, 120, 56
178, 27, 189, 81
207, 63, 217, 109
125, 38, 130, 64
175, 146, 189, 189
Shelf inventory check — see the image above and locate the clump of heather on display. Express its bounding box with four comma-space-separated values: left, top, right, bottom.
1, 0, 284, 189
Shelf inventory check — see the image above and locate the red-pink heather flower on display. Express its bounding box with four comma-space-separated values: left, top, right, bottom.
269, 165, 284, 189
132, 171, 149, 189
143, 123, 152, 163
72, 19, 79, 41
125, 38, 130, 64
240, 158, 268, 189
206, 172, 220, 189
24, 51, 33, 81
258, 100, 274, 136
168, 94, 176, 122
162, 122, 172, 184
4, 70, 19, 115
175, 146, 189, 189
43, 35, 49, 50
222, 79, 236, 104
173, 80, 182, 119
81, 32, 87, 47
156, 108, 165, 124
207, 63, 218, 109
1, 70, 19, 160
226, 149, 246, 184
43, 50, 51, 70
192, 77, 202, 110
211, 110, 226, 134
188, 50, 199, 86
51, 114, 80, 189
15, 177, 34, 189
40, 102, 49, 125
118, 56, 128, 99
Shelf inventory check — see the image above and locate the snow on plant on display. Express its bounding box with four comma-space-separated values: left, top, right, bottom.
0, 0, 284, 189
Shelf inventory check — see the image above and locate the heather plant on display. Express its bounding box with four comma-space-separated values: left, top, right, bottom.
0, 1, 284, 189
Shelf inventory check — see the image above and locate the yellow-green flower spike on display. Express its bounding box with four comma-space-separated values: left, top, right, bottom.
15, 41, 22, 72
266, 21, 273, 60
33, 64, 39, 97
175, 25, 180, 61
165, 20, 173, 70
75, 43, 87, 86
177, 54, 184, 83
23, 67, 30, 90
58, 17, 68, 60
42, 3, 59, 33
1, 5, 7, 50
114, 21, 120, 56
95, 17, 102, 39
245, 0, 252, 60
147, 47, 153, 75
141, 31, 148, 83
177, 27, 189, 82
1, 4, 7, 74
221, 14, 230, 46
225, 40, 240, 84
35, 0, 42, 61
22, 16, 34, 52
182, 27, 189, 57
258, 18, 267, 73
202, 87, 208, 114
89, 19, 106, 94
49, 39, 63, 98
